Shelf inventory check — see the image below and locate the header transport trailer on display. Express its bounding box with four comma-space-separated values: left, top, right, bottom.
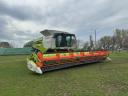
27, 30, 109, 74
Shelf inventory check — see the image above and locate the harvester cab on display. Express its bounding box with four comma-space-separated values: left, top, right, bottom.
32, 30, 77, 53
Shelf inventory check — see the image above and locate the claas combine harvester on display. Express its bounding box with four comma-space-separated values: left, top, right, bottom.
27, 30, 109, 74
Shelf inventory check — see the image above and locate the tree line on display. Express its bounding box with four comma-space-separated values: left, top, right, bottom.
83, 29, 128, 51
0, 28, 128, 51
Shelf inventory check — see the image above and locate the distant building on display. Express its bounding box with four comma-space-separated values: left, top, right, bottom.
0, 42, 12, 48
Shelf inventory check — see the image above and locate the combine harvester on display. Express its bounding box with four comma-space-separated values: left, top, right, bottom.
27, 30, 109, 74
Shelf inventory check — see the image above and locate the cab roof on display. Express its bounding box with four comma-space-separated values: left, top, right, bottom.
40, 29, 70, 36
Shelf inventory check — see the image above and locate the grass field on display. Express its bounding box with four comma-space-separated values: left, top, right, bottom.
0, 52, 128, 96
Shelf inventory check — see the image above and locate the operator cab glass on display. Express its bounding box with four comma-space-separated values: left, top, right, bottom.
54, 33, 76, 47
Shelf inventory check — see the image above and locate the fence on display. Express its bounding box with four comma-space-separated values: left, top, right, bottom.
0, 48, 32, 55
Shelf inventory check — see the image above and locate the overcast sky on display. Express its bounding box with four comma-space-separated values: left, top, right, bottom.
0, 0, 128, 47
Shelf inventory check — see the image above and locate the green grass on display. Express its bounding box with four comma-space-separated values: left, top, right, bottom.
0, 52, 128, 96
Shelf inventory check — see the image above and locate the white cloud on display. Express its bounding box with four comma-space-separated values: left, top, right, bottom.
0, 0, 128, 47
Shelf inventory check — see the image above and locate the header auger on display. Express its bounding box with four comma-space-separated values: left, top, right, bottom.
27, 30, 109, 74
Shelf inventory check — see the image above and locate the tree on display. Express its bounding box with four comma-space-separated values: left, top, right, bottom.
83, 42, 89, 50
114, 29, 123, 49
0, 42, 13, 48
114, 29, 128, 50
98, 36, 112, 50
24, 41, 33, 47
89, 35, 94, 50
77, 39, 84, 49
